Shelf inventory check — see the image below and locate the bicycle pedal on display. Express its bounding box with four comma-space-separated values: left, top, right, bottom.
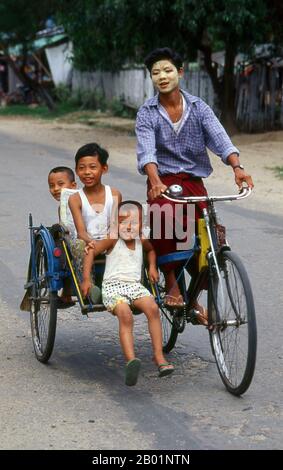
187, 309, 200, 325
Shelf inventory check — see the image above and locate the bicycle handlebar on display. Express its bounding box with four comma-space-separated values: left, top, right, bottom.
162, 185, 252, 204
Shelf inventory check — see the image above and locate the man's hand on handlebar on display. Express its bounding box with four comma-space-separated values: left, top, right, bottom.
148, 183, 168, 201
234, 168, 254, 190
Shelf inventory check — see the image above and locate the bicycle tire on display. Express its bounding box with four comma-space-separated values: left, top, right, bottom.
152, 268, 185, 353
208, 250, 257, 395
160, 304, 180, 353
30, 238, 57, 363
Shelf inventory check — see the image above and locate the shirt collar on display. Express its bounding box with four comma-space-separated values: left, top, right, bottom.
148, 89, 199, 108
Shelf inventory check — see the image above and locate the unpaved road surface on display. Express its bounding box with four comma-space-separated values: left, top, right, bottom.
0, 117, 282, 449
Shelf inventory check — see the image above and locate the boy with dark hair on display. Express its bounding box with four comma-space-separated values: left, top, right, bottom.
68, 143, 122, 303
69, 142, 121, 244
144, 47, 183, 73
48, 166, 77, 308
74, 142, 109, 167
48, 166, 76, 201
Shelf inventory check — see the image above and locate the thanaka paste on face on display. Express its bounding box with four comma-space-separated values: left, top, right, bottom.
151, 60, 182, 93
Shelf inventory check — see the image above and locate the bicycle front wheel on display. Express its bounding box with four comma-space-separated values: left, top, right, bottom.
208, 250, 257, 395
30, 237, 57, 363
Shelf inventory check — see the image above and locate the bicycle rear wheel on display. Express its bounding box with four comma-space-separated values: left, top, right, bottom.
208, 250, 257, 395
30, 238, 57, 363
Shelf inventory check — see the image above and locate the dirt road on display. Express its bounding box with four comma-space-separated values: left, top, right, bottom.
0, 116, 282, 450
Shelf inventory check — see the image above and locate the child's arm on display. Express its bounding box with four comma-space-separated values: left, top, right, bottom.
81, 238, 115, 297
141, 238, 159, 283
68, 193, 92, 243
109, 187, 122, 237
81, 248, 96, 297
111, 187, 122, 204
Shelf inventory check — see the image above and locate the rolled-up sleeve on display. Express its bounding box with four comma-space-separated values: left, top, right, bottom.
135, 107, 158, 175
200, 101, 239, 164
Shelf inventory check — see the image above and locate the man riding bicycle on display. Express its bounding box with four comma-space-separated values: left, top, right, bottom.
135, 47, 254, 321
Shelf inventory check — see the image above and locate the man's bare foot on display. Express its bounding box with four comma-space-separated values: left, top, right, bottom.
193, 304, 208, 326
164, 270, 184, 307
164, 294, 185, 308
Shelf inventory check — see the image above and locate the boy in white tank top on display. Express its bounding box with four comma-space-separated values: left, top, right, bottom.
81, 201, 174, 386
68, 143, 122, 292
69, 143, 121, 244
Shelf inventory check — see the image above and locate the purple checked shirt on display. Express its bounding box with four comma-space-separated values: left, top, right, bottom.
136, 90, 239, 177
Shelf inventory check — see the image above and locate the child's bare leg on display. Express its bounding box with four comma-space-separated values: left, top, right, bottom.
113, 303, 135, 362
133, 296, 167, 366
61, 278, 73, 302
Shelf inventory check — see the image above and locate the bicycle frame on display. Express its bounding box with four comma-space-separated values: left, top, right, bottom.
25, 215, 98, 314
26, 214, 65, 294
151, 187, 252, 313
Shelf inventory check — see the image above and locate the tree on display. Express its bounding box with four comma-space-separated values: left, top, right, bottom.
174, 0, 268, 129
0, 0, 57, 109
59, 0, 280, 128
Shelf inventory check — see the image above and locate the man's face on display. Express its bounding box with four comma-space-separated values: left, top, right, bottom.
48, 172, 76, 201
151, 60, 183, 94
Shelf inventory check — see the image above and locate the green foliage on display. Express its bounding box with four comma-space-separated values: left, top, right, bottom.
109, 99, 136, 118
68, 89, 106, 110
54, 84, 107, 111
0, 0, 57, 48
0, 102, 76, 119
2, 0, 282, 123
54, 84, 72, 102
266, 166, 283, 179
58, 0, 271, 71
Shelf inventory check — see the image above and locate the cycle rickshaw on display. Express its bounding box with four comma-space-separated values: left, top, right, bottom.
22, 185, 257, 396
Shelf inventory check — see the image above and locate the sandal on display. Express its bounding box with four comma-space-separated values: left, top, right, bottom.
89, 285, 102, 304
164, 294, 185, 309
158, 363, 174, 378
125, 358, 141, 386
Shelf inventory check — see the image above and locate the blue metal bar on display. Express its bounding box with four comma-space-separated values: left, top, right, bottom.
157, 249, 195, 266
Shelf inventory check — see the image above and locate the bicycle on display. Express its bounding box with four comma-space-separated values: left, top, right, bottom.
23, 186, 256, 395
144, 185, 257, 396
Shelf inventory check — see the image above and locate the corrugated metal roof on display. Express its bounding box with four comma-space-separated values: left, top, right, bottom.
8, 34, 67, 56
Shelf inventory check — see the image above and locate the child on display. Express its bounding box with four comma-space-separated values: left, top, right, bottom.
48, 166, 77, 203
81, 201, 174, 386
48, 166, 77, 308
48, 166, 78, 236
20, 166, 77, 312
68, 143, 122, 244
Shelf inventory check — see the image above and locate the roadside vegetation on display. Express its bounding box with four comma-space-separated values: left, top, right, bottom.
266, 166, 283, 180
0, 85, 136, 126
